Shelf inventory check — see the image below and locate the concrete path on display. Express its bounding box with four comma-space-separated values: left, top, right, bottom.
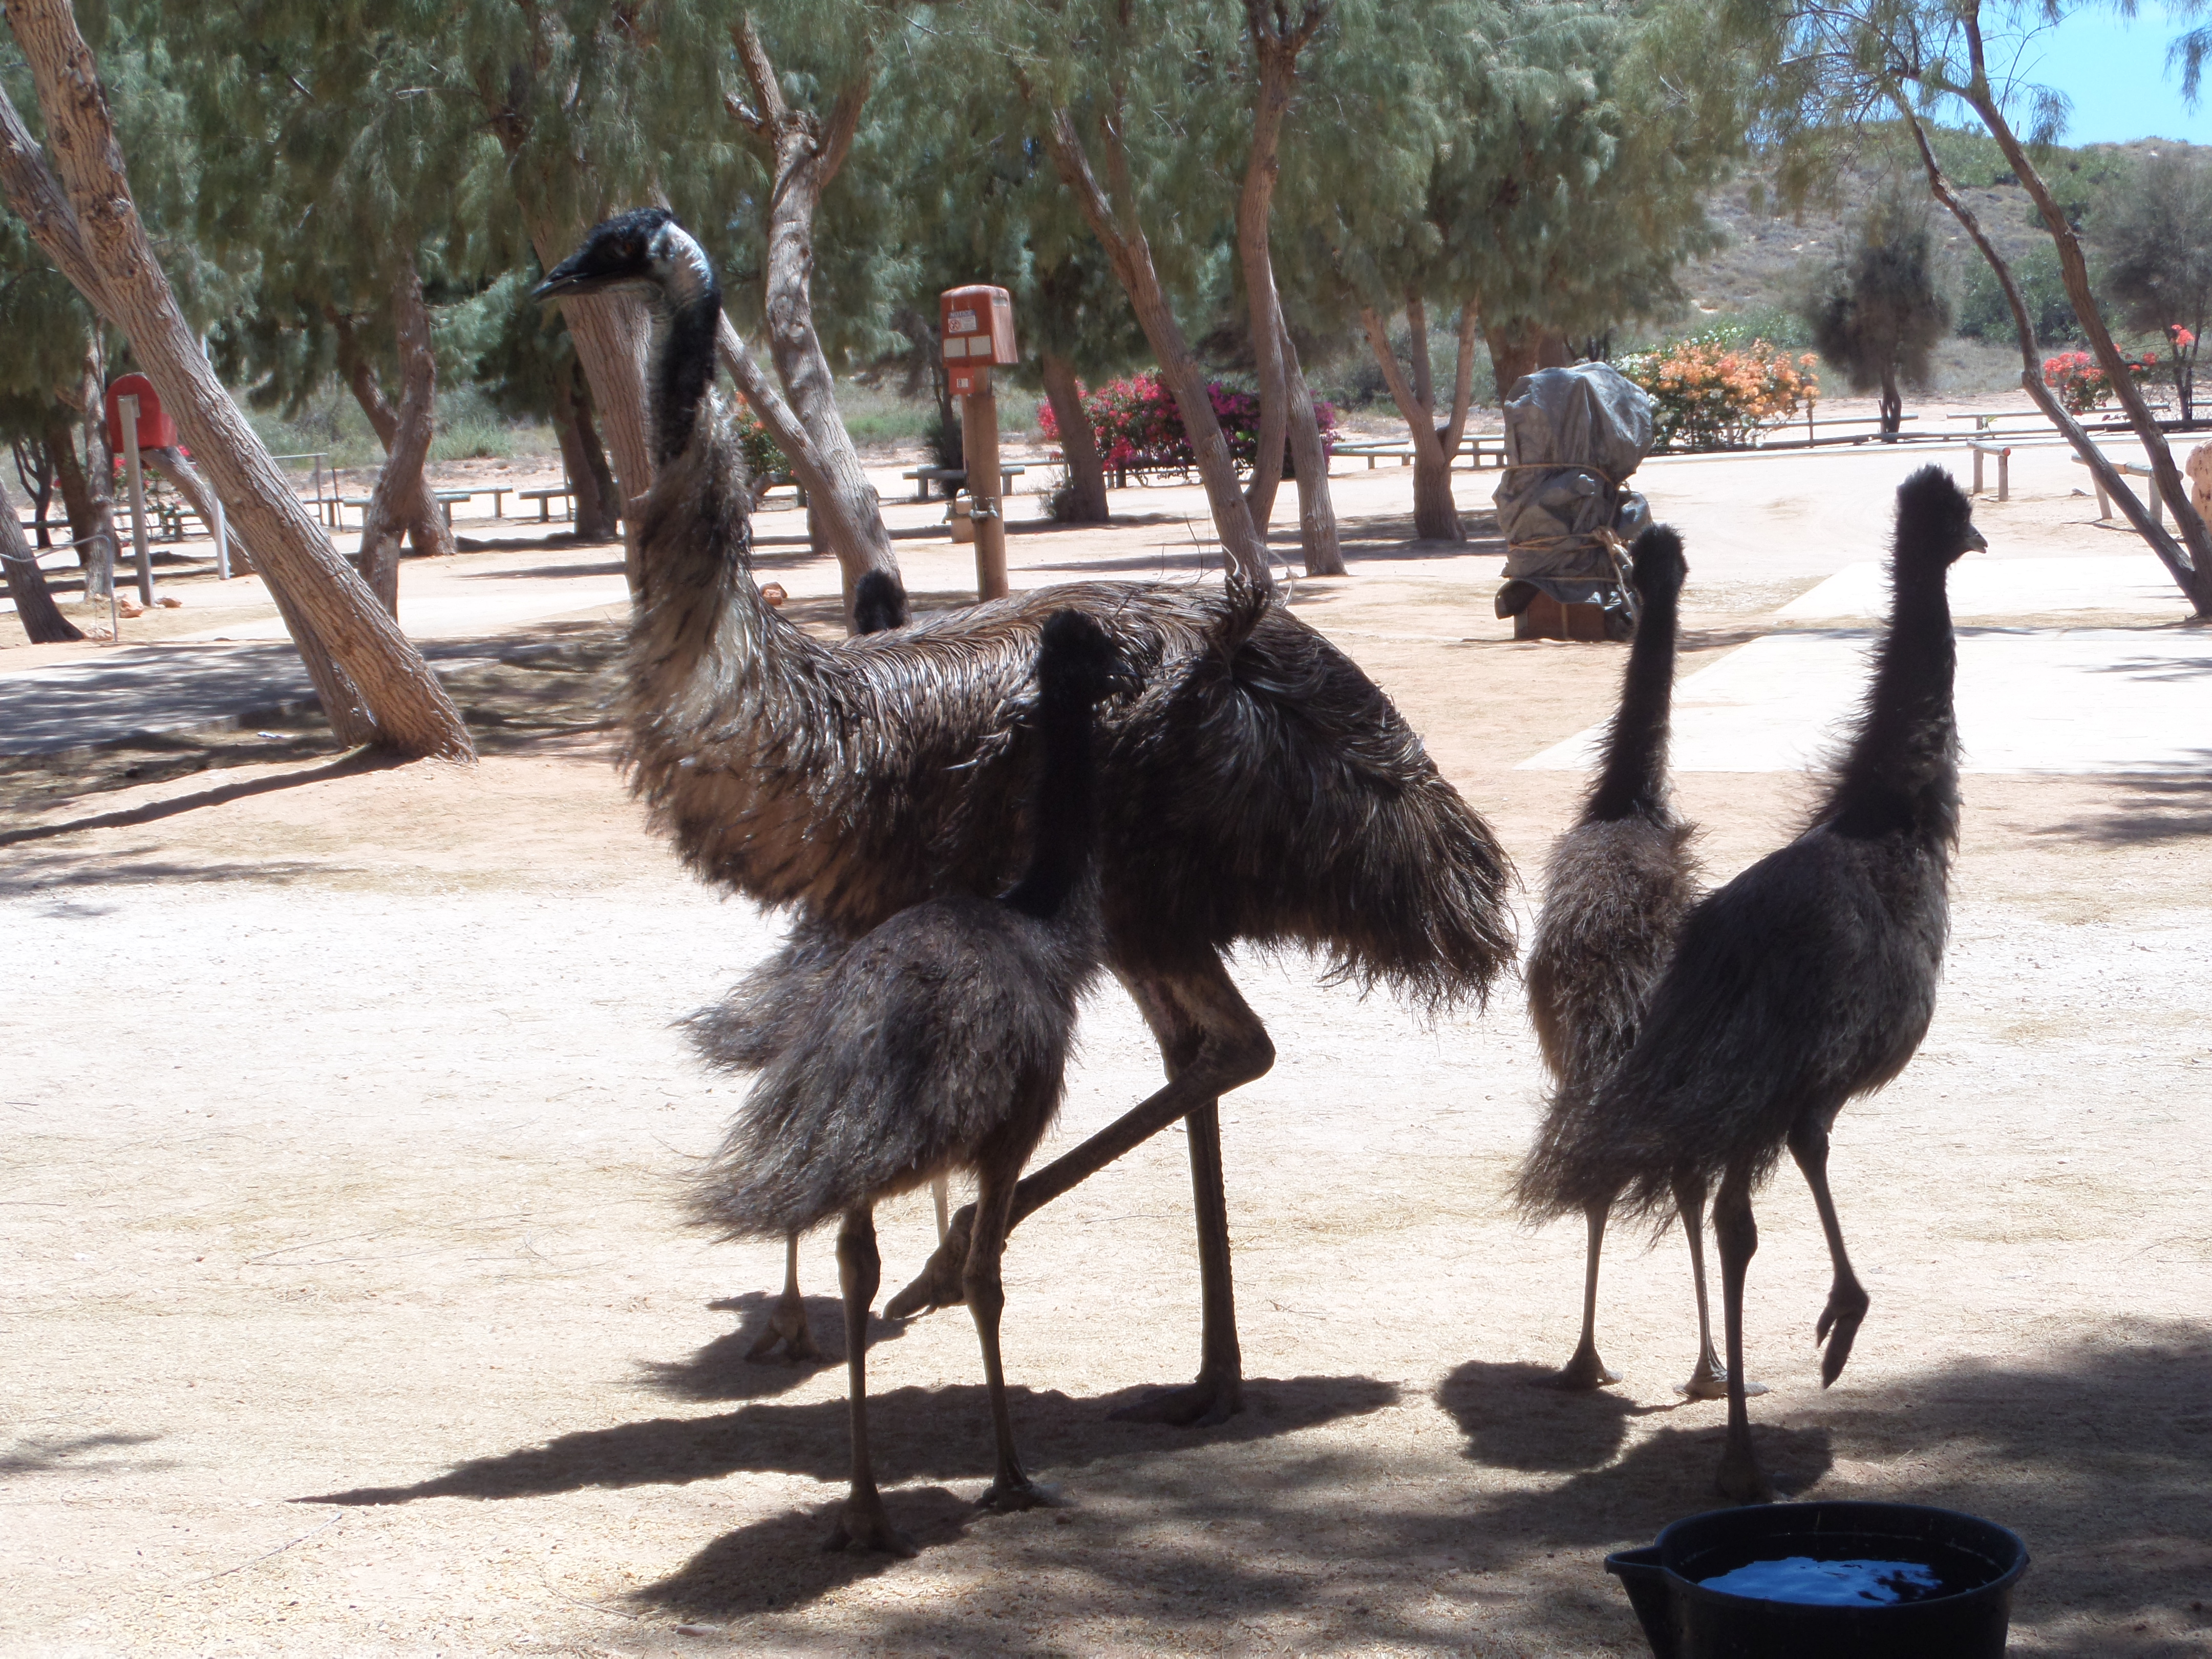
1779, 554, 2183, 620
1521, 625, 2212, 775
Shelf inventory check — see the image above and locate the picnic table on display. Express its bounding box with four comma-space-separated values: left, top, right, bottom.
520, 485, 573, 522
1331, 436, 1509, 471
901, 464, 1028, 501
2073, 453, 2172, 531
336, 490, 476, 530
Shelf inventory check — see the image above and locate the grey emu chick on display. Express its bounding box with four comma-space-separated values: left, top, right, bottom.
1524, 466, 1983, 1501
1516, 526, 1751, 1401
691, 609, 1134, 1554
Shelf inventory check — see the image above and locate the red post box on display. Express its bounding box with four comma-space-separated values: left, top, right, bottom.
940, 286, 1017, 397
103, 373, 179, 452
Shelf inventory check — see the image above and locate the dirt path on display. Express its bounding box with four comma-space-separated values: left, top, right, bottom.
5, 448, 2210, 1656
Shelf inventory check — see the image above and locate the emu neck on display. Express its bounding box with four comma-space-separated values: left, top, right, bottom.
1584, 583, 1680, 823
1001, 681, 1098, 921
650, 258, 721, 469
1823, 560, 1960, 845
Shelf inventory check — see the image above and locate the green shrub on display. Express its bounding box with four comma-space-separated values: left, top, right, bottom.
1958, 243, 2080, 345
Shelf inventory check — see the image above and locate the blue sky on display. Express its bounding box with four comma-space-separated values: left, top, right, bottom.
1972, 4, 2212, 144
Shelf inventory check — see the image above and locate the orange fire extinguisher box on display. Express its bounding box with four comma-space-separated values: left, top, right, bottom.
103, 373, 178, 452
941, 286, 1017, 395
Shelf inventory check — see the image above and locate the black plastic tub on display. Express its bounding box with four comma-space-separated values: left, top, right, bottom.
1605, 1500, 2029, 1659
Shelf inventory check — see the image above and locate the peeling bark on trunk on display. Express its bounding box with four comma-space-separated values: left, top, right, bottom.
1281, 325, 1342, 573
1932, 16, 2212, 614
1364, 303, 1476, 544
1034, 95, 1271, 586
1, 472, 83, 642
1901, 95, 2211, 616
356, 258, 438, 618
330, 310, 454, 560
725, 19, 903, 631
547, 360, 620, 541
1040, 349, 1109, 521
0, 8, 471, 758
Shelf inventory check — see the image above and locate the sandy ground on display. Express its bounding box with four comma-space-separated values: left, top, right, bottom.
5, 415, 2211, 1656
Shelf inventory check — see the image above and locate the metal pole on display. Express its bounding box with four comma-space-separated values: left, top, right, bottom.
119, 395, 153, 606
212, 492, 230, 580
964, 373, 1007, 602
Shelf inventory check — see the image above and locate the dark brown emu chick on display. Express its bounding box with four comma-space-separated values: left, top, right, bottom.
1527, 467, 1982, 1501
692, 610, 1132, 1555
1516, 526, 1746, 1400
536, 211, 1515, 1427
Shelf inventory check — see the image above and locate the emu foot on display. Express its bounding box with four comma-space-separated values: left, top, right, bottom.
1816, 1284, 1870, 1387
1108, 1369, 1244, 1428
977, 1476, 1062, 1514
1549, 1339, 1622, 1392
882, 1211, 973, 1321
745, 1290, 824, 1364
1716, 1438, 1776, 1505
824, 1488, 915, 1558
1679, 1354, 1768, 1402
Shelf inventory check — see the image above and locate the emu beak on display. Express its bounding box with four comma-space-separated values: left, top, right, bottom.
1966, 522, 1989, 552
531, 259, 603, 303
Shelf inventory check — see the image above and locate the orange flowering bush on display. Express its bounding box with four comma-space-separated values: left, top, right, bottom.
2041, 349, 2161, 415
1619, 333, 1820, 451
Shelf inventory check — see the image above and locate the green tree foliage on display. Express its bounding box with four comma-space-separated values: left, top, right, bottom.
1957, 240, 2078, 345
2090, 152, 2212, 423
1802, 185, 1952, 434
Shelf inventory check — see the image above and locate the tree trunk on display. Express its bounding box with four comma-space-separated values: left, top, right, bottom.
1235, 7, 1302, 531
726, 19, 904, 631
1879, 362, 1901, 437
356, 257, 438, 617
1, 471, 83, 642
44, 416, 93, 549
1, 9, 471, 757
13, 437, 54, 545
331, 310, 454, 560
1900, 100, 2211, 616
1280, 325, 1342, 573
143, 446, 250, 576
1036, 96, 1271, 586
1364, 305, 1462, 543
1942, 12, 2211, 613
1040, 350, 1109, 521
547, 360, 620, 541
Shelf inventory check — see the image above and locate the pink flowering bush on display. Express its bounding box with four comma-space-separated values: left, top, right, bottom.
2042, 348, 2161, 415
1038, 372, 1336, 473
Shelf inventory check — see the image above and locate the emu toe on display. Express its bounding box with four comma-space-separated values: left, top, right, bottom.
745, 1291, 825, 1364
824, 1491, 916, 1558
977, 1476, 1061, 1514
1816, 1286, 1870, 1387
1549, 1340, 1623, 1392
1107, 1370, 1245, 1428
1716, 1439, 1775, 1506
883, 1218, 972, 1321
1679, 1353, 1768, 1402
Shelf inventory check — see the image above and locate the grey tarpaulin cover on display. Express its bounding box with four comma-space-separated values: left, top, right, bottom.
1493, 361, 1655, 621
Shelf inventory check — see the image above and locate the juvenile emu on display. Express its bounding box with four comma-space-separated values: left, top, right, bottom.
536, 211, 1515, 1425
1515, 526, 1745, 1399
1523, 467, 1982, 1500
694, 609, 1134, 1554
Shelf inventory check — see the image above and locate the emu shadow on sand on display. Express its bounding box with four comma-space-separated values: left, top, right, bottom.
1521, 467, 1983, 1501
691, 609, 1138, 1554
535, 211, 1515, 1428
1515, 525, 1754, 1402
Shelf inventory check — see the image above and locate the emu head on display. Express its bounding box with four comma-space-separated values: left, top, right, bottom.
534, 208, 714, 306
1628, 524, 1688, 605
1894, 465, 1989, 569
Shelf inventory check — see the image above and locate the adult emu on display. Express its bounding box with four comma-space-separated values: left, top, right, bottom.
1515, 526, 1746, 1400
1522, 466, 1982, 1500
695, 608, 1136, 1555
535, 210, 1515, 1426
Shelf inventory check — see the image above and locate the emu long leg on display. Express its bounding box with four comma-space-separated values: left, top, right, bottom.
1551, 1200, 1622, 1391
932, 1177, 951, 1243
1789, 1115, 1870, 1387
967, 1150, 1051, 1512
1712, 1166, 1773, 1504
824, 1206, 911, 1556
1675, 1175, 1766, 1402
746, 1233, 825, 1363
885, 954, 1272, 1429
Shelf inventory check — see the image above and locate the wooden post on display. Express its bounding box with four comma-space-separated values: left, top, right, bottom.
964, 377, 1007, 601
119, 393, 153, 605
